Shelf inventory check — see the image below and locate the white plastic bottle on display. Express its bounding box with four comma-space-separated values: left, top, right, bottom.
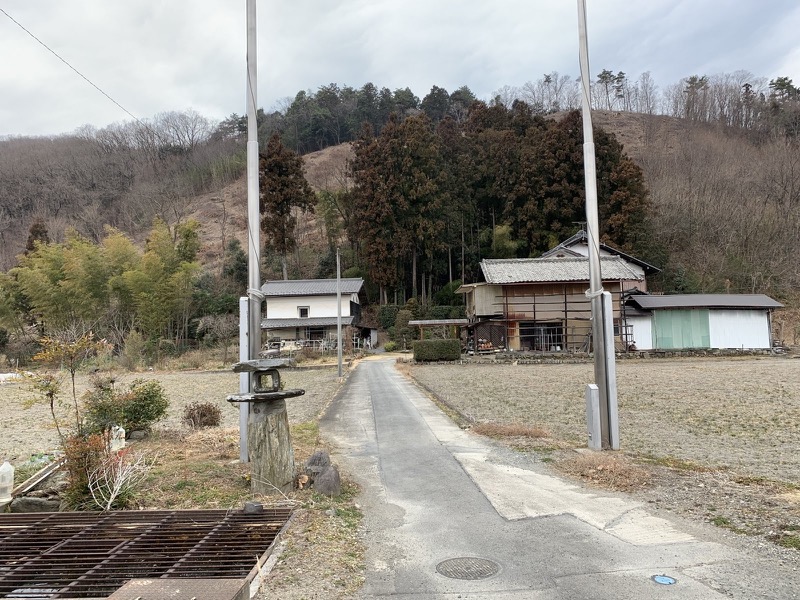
0, 461, 14, 504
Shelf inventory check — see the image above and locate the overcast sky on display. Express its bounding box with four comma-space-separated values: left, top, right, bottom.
1, 0, 798, 137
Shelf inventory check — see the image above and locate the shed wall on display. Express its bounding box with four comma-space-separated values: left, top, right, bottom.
627, 316, 654, 350
474, 285, 502, 317
708, 310, 770, 349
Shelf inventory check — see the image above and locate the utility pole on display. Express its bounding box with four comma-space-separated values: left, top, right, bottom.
239, 0, 262, 462
577, 0, 619, 450
337, 248, 343, 377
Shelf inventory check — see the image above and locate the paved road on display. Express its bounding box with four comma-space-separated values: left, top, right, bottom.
321, 358, 799, 599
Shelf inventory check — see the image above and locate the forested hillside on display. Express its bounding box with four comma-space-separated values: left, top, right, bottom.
1, 70, 799, 364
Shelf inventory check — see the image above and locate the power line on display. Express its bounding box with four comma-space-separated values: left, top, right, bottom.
0, 7, 143, 125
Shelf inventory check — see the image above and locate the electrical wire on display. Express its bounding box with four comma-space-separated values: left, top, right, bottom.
0, 6, 143, 126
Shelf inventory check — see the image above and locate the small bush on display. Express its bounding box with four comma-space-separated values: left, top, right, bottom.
412, 339, 461, 361
183, 401, 222, 428
426, 305, 452, 320
384, 341, 398, 352
122, 380, 169, 432
63, 433, 108, 510
378, 305, 400, 330
84, 378, 169, 435
393, 310, 415, 345
300, 347, 322, 361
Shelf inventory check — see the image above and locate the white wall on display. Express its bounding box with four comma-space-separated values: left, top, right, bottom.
709, 310, 771, 349
627, 316, 653, 350
265, 293, 358, 319
629, 310, 771, 350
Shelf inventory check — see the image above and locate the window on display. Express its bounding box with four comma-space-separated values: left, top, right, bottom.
298, 306, 310, 318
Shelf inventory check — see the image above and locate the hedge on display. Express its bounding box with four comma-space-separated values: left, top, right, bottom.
378, 305, 400, 330
412, 339, 461, 361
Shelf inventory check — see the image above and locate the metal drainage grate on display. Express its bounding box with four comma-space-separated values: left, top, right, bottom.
436, 557, 500, 580
0, 507, 292, 599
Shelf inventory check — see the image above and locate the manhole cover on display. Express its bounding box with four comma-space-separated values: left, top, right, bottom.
436, 557, 500, 580
652, 575, 677, 585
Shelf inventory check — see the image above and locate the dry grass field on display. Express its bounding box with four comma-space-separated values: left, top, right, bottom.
408, 356, 800, 484
0, 366, 342, 463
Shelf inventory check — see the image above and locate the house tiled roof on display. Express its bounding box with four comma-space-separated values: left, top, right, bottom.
627, 294, 783, 310
539, 230, 661, 274
261, 278, 364, 296
261, 316, 355, 329
480, 256, 644, 284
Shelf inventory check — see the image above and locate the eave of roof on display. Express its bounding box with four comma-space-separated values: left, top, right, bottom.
627, 294, 783, 310
408, 319, 469, 326
261, 316, 355, 328
480, 256, 644, 284
261, 278, 364, 296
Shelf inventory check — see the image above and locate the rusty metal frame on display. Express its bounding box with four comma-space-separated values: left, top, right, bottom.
0, 507, 292, 599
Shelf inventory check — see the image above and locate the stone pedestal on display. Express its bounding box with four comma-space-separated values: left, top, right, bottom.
227, 359, 305, 496
247, 399, 295, 495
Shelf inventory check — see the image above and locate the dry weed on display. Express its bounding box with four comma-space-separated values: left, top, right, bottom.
555, 451, 652, 492
472, 422, 549, 439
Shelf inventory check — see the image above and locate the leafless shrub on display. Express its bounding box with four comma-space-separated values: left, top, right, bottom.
182, 401, 222, 429
87, 448, 154, 511
556, 452, 651, 492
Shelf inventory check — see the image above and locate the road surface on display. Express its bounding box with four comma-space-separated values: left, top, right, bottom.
321, 357, 799, 599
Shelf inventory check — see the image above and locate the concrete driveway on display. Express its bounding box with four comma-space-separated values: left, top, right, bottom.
321, 357, 799, 599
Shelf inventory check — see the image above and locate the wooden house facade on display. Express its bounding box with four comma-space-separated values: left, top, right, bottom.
458, 255, 649, 353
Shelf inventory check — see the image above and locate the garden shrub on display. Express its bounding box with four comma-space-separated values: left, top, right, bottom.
426, 305, 452, 320
84, 378, 169, 435
384, 341, 398, 352
120, 380, 169, 432
183, 401, 222, 428
393, 309, 415, 345
412, 339, 461, 361
378, 305, 400, 330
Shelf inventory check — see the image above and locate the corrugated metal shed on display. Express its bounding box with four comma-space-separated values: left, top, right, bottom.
480, 256, 644, 284
628, 294, 783, 310
261, 278, 364, 296
262, 316, 354, 328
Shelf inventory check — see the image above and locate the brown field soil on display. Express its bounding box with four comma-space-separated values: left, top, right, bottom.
409, 356, 800, 482
407, 355, 800, 554
0, 366, 340, 462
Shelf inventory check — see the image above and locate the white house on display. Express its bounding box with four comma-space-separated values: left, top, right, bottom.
624, 294, 783, 351
261, 278, 364, 346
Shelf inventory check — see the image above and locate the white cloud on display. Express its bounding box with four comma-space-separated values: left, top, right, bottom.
0, 0, 798, 136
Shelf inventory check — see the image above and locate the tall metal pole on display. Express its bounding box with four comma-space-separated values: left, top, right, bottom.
336, 248, 343, 377
578, 0, 618, 449
240, 0, 262, 462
